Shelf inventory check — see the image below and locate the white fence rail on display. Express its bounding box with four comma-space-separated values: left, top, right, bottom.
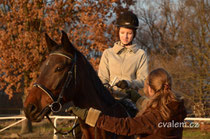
0, 116, 26, 133
0, 116, 210, 138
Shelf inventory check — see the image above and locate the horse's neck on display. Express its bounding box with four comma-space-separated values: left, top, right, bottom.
73, 84, 107, 109
73, 77, 115, 110
73, 54, 115, 110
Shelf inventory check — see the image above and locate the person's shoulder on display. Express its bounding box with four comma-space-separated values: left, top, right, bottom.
104, 47, 113, 52
168, 99, 187, 120
101, 47, 114, 59
103, 47, 113, 55
134, 45, 146, 54
103, 45, 115, 54
168, 99, 185, 112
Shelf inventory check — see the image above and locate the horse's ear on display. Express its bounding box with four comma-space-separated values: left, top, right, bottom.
45, 33, 59, 52
61, 30, 75, 52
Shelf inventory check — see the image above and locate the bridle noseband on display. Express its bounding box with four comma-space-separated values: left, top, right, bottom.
33, 52, 77, 113
32, 52, 80, 136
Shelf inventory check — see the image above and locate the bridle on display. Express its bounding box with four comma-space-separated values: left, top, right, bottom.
33, 52, 77, 113
32, 52, 80, 136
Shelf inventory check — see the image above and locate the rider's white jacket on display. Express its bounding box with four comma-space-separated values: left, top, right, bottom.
98, 41, 148, 96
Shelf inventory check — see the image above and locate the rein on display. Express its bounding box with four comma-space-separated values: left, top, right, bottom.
33, 52, 78, 136
34, 52, 76, 113
46, 115, 80, 136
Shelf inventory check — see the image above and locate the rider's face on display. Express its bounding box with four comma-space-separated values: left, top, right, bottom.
119, 27, 134, 45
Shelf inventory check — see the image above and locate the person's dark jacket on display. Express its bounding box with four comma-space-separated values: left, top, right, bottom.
95, 100, 187, 139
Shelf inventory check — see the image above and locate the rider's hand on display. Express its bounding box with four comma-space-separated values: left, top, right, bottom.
103, 83, 113, 93
115, 80, 129, 89
66, 106, 88, 120
103, 83, 111, 89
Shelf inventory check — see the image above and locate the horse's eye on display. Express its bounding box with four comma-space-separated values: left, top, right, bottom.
55, 66, 64, 72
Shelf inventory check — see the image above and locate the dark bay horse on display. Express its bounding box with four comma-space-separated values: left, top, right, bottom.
24, 31, 133, 139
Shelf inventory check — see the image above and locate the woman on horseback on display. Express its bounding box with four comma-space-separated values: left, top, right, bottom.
98, 11, 148, 100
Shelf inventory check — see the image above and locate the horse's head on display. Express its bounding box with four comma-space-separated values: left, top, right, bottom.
23, 31, 132, 139
24, 31, 78, 122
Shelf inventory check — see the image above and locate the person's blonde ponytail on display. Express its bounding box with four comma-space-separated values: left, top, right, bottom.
139, 68, 178, 121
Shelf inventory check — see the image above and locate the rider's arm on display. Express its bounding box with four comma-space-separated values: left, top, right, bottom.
98, 50, 110, 84
130, 51, 148, 90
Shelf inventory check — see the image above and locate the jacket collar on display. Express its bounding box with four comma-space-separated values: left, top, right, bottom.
113, 41, 139, 54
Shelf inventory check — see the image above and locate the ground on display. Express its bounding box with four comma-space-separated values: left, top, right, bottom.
0, 118, 75, 139
0, 117, 210, 139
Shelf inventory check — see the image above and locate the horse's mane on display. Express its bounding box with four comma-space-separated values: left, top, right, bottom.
76, 50, 116, 106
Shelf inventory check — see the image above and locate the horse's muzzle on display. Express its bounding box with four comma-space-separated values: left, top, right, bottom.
24, 104, 51, 122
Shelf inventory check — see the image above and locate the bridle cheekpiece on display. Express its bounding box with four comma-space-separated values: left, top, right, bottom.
33, 52, 77, 113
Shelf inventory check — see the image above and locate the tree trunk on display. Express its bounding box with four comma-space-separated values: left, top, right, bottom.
20, 111, 33, 134
20, 92, 32, 134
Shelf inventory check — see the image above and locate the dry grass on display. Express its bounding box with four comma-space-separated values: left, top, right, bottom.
0, 118, 75, 138
0, 118, 210, 139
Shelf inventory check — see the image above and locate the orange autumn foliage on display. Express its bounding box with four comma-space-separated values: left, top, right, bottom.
0, 0, 136, 98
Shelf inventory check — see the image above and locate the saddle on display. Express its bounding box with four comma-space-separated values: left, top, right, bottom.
104, 84, 139, 117
118, 98, 138, 117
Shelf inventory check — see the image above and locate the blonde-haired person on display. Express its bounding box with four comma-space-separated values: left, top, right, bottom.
98, 11, 148, 99
67, 68, 187, 139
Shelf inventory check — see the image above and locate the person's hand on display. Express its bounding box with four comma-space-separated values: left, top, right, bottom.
126, 90, 141, 103
115, 80, 129, 89
103, 83, 111, 89
66, 106, 88, 120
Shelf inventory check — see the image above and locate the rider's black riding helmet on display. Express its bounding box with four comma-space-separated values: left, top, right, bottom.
116, 11, 139, 29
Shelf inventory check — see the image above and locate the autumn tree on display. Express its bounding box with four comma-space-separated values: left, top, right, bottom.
0, 0, 81, 133
135, 0, 209, 117
0, 0, 136, 134
0, 0, 136, 98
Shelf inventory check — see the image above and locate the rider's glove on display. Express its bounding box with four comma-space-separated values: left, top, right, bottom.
66, 107, 101, 127
115, 80, 130, 89
66, 106, 88, 120
103, 83, 111, 89
103, 83, 113, 93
